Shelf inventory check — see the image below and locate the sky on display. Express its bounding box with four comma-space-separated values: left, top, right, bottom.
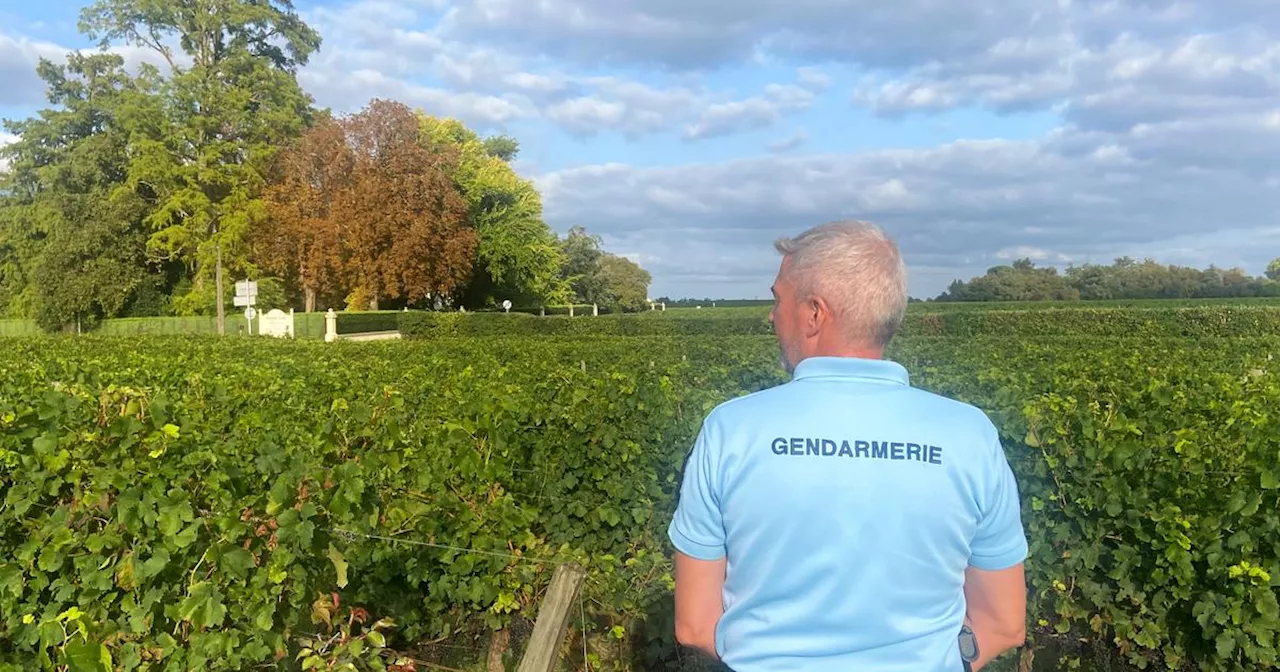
2, 0, 1280, 300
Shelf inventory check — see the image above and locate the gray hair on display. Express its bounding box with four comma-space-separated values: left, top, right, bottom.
774, 220, 908, 348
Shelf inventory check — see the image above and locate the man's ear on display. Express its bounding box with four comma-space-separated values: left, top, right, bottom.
804, 295, 830, 337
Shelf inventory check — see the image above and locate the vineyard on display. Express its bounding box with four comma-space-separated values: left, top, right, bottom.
1, 327, 1278, 671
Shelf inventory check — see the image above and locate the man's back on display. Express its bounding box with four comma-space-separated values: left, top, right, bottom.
668, 356, 1028, 671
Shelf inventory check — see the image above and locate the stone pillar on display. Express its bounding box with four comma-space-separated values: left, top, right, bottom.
324, 308, 337, 342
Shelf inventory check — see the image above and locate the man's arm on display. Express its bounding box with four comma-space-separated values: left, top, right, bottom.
673, 551, 726, 659
962, 563, 1026, 670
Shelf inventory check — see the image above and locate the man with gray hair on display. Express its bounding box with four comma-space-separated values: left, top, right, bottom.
668, 220, 1028, 671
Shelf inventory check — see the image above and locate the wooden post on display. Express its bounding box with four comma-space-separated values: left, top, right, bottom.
516, 564, 586, 672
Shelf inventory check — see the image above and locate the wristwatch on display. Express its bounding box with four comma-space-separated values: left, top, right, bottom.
958, 625, 979, 671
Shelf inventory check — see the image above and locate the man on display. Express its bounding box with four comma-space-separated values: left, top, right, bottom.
668, 221, 1028, 671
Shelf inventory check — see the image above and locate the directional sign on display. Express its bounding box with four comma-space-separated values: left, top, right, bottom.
235, 279, 258, 297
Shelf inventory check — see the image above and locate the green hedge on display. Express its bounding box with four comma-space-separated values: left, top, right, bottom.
401, 306, 1280, 339
96, 316, 222, 335
0, 320, 40, 337
334, 311, 402, 335
399, 310, 774, 337
901, 306, 1280, 338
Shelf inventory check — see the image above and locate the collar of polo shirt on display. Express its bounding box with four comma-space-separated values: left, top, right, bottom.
791, 356, 910, 385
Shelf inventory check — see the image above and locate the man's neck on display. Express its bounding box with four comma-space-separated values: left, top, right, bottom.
810, 338, 884, 361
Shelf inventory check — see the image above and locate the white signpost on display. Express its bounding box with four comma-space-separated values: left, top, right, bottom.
236, 280, 259, 334
233, 280, 258, 307
502, 299, 512, 313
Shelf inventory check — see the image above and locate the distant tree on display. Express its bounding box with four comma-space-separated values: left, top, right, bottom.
598, 254, 652, 312
1268, 258, 1280, 281
481, 135, 520, 162
80, 0, 321, 332
342, 100, 473, 310
256, 114, 350, 312
937, 258, 1078, 302
939, 255, 1280, 302
0, 53, 160, 331
418, 116, 568, 308
558, 226, 609, 304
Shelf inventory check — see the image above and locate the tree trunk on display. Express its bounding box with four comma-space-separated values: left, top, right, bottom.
369, 294, 379, 311
215, 244, 225, 335
487, 628, 508, 672
304, 287, 316, 313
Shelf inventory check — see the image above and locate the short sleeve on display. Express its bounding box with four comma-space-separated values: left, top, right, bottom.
667, 417, 726, 560
969, 427, 1029, 570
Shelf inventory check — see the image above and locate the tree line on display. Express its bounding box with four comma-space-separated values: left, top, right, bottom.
0, 0, 650, 333
932, 256, 1280, 302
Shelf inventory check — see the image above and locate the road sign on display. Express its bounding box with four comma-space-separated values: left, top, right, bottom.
235, 280, 258, 297
243, 307, 257, 321
502, 299, 512, 313
233, 295, 255, 307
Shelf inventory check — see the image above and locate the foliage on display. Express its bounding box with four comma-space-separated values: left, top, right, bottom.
1267, 258, 1280, 282
418, 116, 570, 309
398, 311, 773, 338
0, 335, 780, 670
343, 101, 474, 309
399, 305, 1280, 339
598, 255, 653, 313
894, 337, 1280, 672
79, 0, 321, 320
0, 53, 159, 331
0, 4, 641, 326
900, 306, 1280, 338
558, 226, 609, 305
938, 256, 1280, 302
0, 334, 1278, 672
256, 113, 349, 313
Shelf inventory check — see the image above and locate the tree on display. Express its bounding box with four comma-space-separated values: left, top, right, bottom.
939, 256, 1280, 301
0, 53, 160, 331
1267, 258, 1280, 281
80, 0, 321, 333
341, 100, 473, 309
256, 113, 350, 312
557, 226, 609, 304
481, 135, 520, 162
419, 116, 569, 309
598, 254, 652, 312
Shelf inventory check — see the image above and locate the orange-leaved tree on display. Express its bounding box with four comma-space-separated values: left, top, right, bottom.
257, 99, 473, 311
342, 99, 473, 310
257, 113, 350, 312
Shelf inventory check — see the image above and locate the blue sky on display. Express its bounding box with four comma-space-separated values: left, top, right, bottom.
4, 0, 1280, 299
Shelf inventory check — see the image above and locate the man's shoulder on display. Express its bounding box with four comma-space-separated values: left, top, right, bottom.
707, 377, 998, 435
902, 385, 1000, 431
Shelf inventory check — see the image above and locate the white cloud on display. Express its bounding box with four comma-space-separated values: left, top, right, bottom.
0, 132, 18, 173
0, 32, 73, 106
767, 129, 808, 153
298, 66, 534, 126
535, 118, 1280, 296
995, 246, 1073, 262
683, 84, 815, 140
6, 0, 1280, 298
797, 66, 831, 91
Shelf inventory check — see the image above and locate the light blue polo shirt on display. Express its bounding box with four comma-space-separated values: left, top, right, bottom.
668, 356, 1027, 672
